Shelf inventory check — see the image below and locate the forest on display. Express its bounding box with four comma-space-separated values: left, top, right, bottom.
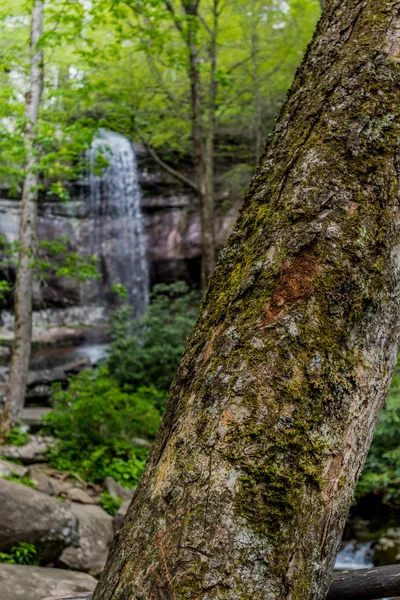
1, 0, 400, 599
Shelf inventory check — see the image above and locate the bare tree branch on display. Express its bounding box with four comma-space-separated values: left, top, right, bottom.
141, 137, 198, 192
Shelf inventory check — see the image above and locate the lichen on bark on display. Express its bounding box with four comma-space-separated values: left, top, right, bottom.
94, 1, 400, 599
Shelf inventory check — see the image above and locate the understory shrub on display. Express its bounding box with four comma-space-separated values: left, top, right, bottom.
5, 427, 30, 446
100, 492, 122, 516
43, 368, 166, 486
0, 543, 39, 565
107, 282, 200, 391
43, 282, 199, 487
358, 358, 400, 504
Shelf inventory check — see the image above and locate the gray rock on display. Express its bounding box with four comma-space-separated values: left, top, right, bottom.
28, 465, 100, 504
59, 503, 114, 576
1, 306, 106, 330
27, 358, 91, 388
0, 345, 11, 360
26, 385, 52, 403
0, 479, 78, 562
23, 407, 52, 429
113, 499, 131, 532
104, 476, 136, 502
0, 564, 96, 600
0, 458, 28, 478
43, 595, 93, 600
0, 435, 56, 463
374, 528, 400, 566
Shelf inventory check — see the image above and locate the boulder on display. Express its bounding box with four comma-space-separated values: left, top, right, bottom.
27, 358, 91, 388
374, 528, 400, 566
28, 464, 100, 504
0, 564, 96, 600
43, 595, 93, 600
113, 498, 131, 532
0, 458, 28, 478
59, 503, 114, 576
0, 435, 56, 463
0, 345, 11, 361
104, 476, 136, 502
0, 479, 78, 562
23, 407, 52, 431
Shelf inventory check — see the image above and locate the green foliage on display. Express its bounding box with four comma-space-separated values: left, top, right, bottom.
0, 280, 10, 301
111, 283, 128, 299
36, 237, 99, 282
5, 426, 30, 447
42, 369, 164, 485
99, 492, 123, 516
358, 359, 400, 504
2, 475, 36, 489
0, 543, 39, 566
108, 282, 200, 391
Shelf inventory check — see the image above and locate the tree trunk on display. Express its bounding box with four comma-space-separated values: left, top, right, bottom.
328, 565, 400, 600
320, 0, 325, 9
182, 0, 216, 288
94, 2, 400, 599
202, 0, 219, 287
250, 0, 263, 164
0, 0, 44, 439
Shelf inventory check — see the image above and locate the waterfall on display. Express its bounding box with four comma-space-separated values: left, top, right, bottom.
335, 541, 374, 570
89, 130, 149, 316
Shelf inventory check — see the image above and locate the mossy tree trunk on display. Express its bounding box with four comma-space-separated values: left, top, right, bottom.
0, 0, 44, 440
94, 2, 400, 599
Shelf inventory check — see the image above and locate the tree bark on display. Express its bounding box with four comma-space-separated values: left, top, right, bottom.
0, 0, 44, 439
94, 2, 400, 599
320, 0, 325, 9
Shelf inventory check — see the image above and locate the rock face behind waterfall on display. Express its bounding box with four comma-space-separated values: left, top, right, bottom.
89, 131, 148, 315
0, 135, 242, 317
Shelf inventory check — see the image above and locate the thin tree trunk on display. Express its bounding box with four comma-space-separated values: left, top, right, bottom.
320, 0, 325, 9
203, 0, 219, 286
94, 2, 400, 599
250, 0, 263, 164
164, 0, 216, 288
185, 1, 216, 288
0, 0, 44, 439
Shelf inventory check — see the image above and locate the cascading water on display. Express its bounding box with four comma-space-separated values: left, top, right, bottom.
89, 130, 149, 316
335, 541, 374, 570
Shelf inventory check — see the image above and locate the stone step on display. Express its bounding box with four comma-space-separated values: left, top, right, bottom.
23, 407, 52, 430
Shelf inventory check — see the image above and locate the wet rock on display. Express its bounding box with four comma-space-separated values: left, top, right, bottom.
0, 458, 28, 478
0, 479, 78, 562
59, 503, 114, 576
26, 385, 52, 403
0, 435, 56, 463
27, 358, 91, 387
0, 564, 96, 600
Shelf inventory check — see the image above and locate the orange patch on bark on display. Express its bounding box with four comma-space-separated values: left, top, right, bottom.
203, 322, 224, 361
221, 407, 234, 428
264, 249, 321, 326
